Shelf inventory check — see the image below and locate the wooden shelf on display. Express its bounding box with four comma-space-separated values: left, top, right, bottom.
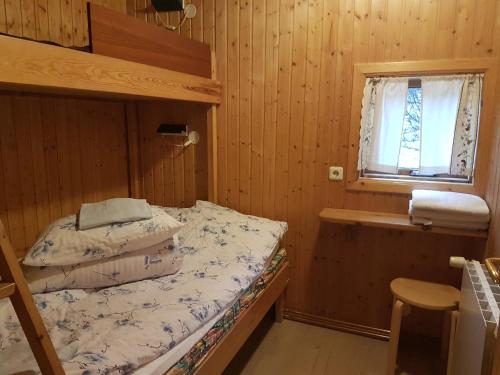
0, 35, 222, 104
319, 208, 488, 238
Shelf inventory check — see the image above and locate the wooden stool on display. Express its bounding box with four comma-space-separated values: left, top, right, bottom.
387, 278, 460, 375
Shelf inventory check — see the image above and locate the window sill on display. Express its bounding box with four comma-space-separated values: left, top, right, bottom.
346, 177, 478, 196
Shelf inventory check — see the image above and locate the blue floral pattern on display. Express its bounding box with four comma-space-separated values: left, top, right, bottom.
24, 207, 183, 267
0, 201, 287, 374
25, 239, 183, 293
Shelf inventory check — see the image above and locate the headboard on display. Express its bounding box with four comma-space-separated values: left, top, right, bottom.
87, 3, 212, 77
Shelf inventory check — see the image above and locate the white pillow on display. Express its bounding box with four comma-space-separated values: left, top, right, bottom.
23, 206, 183, 266
79, 198, 153, 230
25, 238, 183, 293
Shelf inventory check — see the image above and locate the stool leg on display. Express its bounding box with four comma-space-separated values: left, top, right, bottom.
387, 299, 405, 375
447, 310, 459, 375
441, 310, 452, 361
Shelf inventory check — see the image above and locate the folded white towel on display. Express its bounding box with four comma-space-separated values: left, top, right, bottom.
409, 200, 490, 224
410, 215, 489, 230
79, 198, 153, 230
411, 190, 490, 219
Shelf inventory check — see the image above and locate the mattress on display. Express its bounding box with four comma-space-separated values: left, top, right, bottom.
0, 201, 287, 375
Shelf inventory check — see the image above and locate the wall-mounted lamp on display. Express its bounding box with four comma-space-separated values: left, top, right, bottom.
138, 1, 197, 31
157, 123, 188, 137
156, 124, 200, 148
151, 0, 185, 11
183, 131, 200, 147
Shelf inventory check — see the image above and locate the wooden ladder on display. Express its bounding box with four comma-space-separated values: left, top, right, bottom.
0, 220, 64, 374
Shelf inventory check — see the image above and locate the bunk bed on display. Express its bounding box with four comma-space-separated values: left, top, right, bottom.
0, 6, 290, 374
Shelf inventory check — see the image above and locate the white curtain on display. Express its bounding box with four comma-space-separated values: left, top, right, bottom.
357, 78, 378, 171
358, 74, 482, 177
358, 77, 408, 173
420, 77, 465, 175
450, 74, 483, 177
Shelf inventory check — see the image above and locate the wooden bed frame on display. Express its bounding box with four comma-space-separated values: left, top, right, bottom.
0, 6, 290, 374
193, 261, 289, 375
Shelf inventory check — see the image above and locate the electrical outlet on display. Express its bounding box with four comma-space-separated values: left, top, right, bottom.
329, 166, 343, 181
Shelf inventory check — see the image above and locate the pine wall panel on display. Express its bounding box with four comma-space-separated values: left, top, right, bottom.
0, 93, 129, 257
486, 3, 500, 257
1, 0, 499, 337
131, 101, 209, 207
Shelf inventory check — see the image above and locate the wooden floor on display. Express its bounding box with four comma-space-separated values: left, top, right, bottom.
224, 316, 443, 375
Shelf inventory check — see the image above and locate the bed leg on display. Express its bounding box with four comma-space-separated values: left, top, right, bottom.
274, 291, 285, 323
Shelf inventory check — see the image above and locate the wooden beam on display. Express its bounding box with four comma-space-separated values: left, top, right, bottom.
125, 102, 142, 198
0, 35, 222, 104
0, 219, 64, 374
208, 51, 218, 203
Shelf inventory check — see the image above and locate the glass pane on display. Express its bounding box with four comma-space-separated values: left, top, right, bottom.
398, 87, 421, 170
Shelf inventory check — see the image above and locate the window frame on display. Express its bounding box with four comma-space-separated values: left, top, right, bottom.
346, 58, 497, 196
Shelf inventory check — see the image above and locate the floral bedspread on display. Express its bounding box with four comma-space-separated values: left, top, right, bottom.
165, 248, 287, 375
0, 201, 287, 375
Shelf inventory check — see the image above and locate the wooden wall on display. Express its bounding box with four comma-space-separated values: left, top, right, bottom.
1, 0, 499, 337
0, 93, 129, 257
486, 76, 500, 257
0, 0, 126, 47
200, 0, 497, 337
130, 101, 209, 206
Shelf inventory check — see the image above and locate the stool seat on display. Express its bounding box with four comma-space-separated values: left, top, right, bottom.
390, 278, 460, 311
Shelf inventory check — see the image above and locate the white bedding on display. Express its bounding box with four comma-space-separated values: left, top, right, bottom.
0, 201, 287, 375
134, 241, 281, 375
134, 307, 226, 375
25, 238, 183, 293
24, 206, 183, 266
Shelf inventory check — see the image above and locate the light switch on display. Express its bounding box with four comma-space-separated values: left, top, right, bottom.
328, 166, 343, 181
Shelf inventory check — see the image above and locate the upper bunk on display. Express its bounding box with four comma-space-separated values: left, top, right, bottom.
0, 4, 221, 105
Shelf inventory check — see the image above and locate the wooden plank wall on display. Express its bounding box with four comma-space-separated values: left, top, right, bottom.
0, 1, 127, 47
1, 0, 499, 336
131, 101, 209, 206
175, 0, 495, 337
486, 61, 500, 257
0, 93, 129, 257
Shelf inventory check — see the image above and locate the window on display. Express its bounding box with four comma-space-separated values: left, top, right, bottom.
357, 74, 483, 184
346, 60, 496, 196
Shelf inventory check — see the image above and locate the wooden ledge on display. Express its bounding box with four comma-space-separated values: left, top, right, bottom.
0, 35, 222, 104
319, 208, 488, 238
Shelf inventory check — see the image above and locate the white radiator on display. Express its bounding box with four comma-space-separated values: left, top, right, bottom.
452, 261, 500, 375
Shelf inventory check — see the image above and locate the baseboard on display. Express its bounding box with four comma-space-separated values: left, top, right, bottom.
284, 309, 390, 341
